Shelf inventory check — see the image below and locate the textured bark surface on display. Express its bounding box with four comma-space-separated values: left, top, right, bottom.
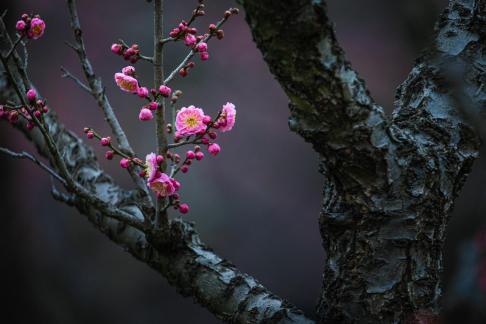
242, 0, 486, 322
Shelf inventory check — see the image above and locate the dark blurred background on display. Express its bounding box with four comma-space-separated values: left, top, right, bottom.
0, 0, 485, 323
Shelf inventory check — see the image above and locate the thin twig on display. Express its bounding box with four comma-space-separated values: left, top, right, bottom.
0, 147, 67, 185
163, 16, 228, 85
66, 0, 152, 201
5, 35, 24, 60
60, 66, 91, 93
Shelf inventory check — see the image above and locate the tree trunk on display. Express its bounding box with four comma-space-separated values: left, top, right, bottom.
241, 0, 485, 322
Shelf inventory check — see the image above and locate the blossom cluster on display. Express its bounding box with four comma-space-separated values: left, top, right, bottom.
2, 4, 240, 217
15, 14, 46, 40
0, 88, 48, 130
84, 3, 240, 214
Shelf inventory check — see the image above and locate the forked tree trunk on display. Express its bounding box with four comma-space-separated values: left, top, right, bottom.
242, 0, 485, 322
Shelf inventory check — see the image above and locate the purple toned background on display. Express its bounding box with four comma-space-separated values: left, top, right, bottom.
1, 0, 485, 323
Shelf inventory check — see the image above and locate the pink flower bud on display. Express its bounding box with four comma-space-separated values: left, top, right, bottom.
86, 131, 94, 139
202, 115, 212, 124
179, 68, 188, 77
200, 52, 209, 61
174, 153, 181, 163
209, 23, 217, 31
181, 165, 189, 173
169, 28, 180, 38
105, 151, 114, 160
156, 155, 164, 164
26, 89, 37, 102
137, 87, 149, 98
208, 143, 221, 156
34, 110, 42, 118
159, 85, 172, 97
208, 131, 217, 140
9, 111, 19, 123
196, 42, 208, 52
111, 43, 123, 54
16, 20, 26, 31
120, 158, 131, 169
195, 151, 204, 161
122, 66, 136, 76
201, 137, 209, 144
100, 137, 111, 146
179, 203, 189, 214
184, 34, 197, 46
26, 121, 35, 130
149, 101, 158, 110
139, 108, 153, 121
186, 150, 195, 160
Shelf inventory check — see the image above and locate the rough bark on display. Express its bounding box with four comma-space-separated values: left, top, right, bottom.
242, 0, 485, 323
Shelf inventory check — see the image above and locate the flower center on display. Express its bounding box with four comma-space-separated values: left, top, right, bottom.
120, 80, 135, 91
184, 116, 198, 128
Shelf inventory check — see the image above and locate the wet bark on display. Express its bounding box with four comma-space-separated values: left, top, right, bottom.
242, 0, 485, 322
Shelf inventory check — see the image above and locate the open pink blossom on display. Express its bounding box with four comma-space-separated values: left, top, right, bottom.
114, 72, 139, 93
145, 153, 159, 182
148, 173, 176, 197
175, 106, 206, 137
218, 102, 236, 132
28, 17, 45, 40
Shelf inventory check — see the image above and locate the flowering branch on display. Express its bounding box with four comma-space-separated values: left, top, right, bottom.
65, 0, 151, 201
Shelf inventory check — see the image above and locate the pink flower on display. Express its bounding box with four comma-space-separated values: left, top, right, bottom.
16, 20, 26, 31
137, 87, 149, 98
28, 17, 45, 40
175, 105, 207, 137
120, 158, 131, 169
122, 66, 136, 76
184, 34, 197, 46
26, 89, 37, 102
208, 143, 221, 156
114, 72, 139, 93
139, 108, 153, 121
196, 42, 208, 52
148, 173, 176, 197
195, 151, 204, 161
111, 43, 123, 54
145, 153, 159, 182
200, 52, 209, 61
218, 102, 236, 132
159, 85, 172, 97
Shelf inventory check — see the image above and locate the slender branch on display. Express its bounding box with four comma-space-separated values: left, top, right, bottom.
0, 147, 66, 185
153, 0, 169, 228
65, 0, 152, 201
163, 16, 227, 85
60, 66, 91, 93
5, 35, 23, 60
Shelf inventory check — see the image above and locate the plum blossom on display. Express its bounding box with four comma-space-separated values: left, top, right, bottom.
208, 143, 221, 156
175, 106, 206, 137
139, 108, 153, 121
218, 102, 236, 132
145, 153, 159, 182
114, 72, 139, 93
28, 17, 46, 40
148, 173, 176, 197
122, 66, 136, 76
184, 34, 197, 46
